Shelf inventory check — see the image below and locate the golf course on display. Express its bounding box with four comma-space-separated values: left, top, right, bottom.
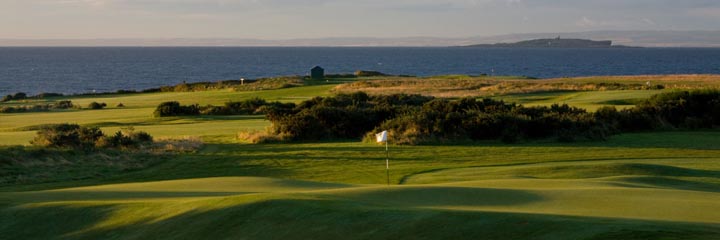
2, 75, 720, 239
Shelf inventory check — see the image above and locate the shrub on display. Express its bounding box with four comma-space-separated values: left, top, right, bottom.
263, 90, 720, 145
613, 90, 720, 131
222, 97, 267, 115
1, 92, 28, 102
237, 130, 286, 144
88, 102, 107, 110
31, 124, 153, 149
54, 100, 73, 109
13, 92, 27, 100
34, 93, 64, 98
100, 127, 153, 148
31, 124, 103, 148
153, 101, 200, 117
267, 93, 432, 141
355, 70, 388, 77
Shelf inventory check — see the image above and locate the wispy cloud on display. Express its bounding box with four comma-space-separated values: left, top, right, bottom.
3, 0, 719, 39
575, 17, 607, 27
689, 7, 720, 18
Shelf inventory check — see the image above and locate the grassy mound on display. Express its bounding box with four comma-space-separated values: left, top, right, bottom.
404, 162, 720, 185
2, 177, 720, 240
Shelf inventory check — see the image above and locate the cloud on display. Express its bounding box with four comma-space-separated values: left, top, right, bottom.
575, 17, 605, 27
43, 0, 525, 13
641, 18, 656, 26
4, 0, 719, 39
689, 7, 720, 18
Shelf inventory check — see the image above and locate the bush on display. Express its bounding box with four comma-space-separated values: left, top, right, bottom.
88, 102, 107, 110
31, 124, 103, 148
34, 92, 64, 98
1, 92, 28, 102
237, 130, 286, 144
153, 101, 200, 117
167, 90, 720, 145
32, 124, 153, 149
102, 127, 153, 148
221, 97, 268, 115
608, 90, 720, 131
355, 70, 388, 77
54, 100, 73, 109
267, 93, 433, 141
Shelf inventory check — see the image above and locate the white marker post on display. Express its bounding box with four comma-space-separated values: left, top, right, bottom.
376, 130, 389, 185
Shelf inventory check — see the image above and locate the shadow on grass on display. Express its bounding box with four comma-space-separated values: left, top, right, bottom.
393, 130, 720, 150
331, 186, 544, 207
8, 191, 254, 203
0, 204, 112, 240
615, 176, 720, 193
399, 160, 720, 184
3, 197, 720, 240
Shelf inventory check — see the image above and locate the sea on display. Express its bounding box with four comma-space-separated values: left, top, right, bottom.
1, 47, 719, 96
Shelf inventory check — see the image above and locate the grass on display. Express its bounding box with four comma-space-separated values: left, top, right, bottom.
2, 75, 720, 239
332, 74, 720, 98
2, 176, 720, 239
0, 85, 333, 145
496, 90, 664, 110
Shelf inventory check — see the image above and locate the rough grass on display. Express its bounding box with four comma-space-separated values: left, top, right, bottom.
332, 74, 720, 99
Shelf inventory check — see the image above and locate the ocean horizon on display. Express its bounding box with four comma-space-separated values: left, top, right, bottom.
2, 47, 719, 96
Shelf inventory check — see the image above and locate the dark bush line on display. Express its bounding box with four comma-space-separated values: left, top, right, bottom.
0, 100, 74, 113
153, 101, 200, 117
263, 92, 434, 141
264, 90, 720, 144
1, 92, 27, 102
88, 102, 107, 109
2, 92, 67, 102
153, 98, 296, 117
32, 124, 152, 149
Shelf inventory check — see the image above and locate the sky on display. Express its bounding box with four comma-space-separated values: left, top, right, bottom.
1, 0, 720, 39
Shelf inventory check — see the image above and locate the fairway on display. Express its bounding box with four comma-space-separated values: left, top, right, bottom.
2, 75, 720, 239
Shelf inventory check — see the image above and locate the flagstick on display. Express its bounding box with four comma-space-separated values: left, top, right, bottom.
385, 139, 390, 186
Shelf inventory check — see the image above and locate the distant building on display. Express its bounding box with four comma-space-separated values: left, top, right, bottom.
311, 66, 324, 79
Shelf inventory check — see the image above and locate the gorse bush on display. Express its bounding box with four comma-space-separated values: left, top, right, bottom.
354, 70, 388, 77
1, 92, 28, 102
88, 102, 107, 110
368, 98, 604, 144
55, 100, 74, 109
154, 99, 296, 117
595, 89, 720, 132
265, 92, 433, 141
153, 101, 200, 117
32, 124, 153, 149
265, 90, 720, 145
97, 127, 153, 148
0, 100, 75, 114
31, 124, 104, 148
201, 97, 271, 115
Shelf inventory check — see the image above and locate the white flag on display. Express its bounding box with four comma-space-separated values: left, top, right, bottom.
376, 130, 388, 143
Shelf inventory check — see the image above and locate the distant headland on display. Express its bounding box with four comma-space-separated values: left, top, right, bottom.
462, 37, 636, 48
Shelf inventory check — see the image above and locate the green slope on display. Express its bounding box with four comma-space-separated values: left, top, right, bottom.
2, 177, 720, 240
